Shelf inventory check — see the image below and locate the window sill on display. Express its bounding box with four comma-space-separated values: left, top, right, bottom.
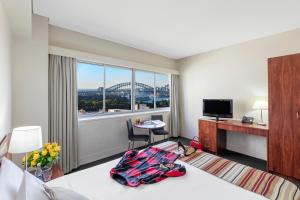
78, 108, 171, 122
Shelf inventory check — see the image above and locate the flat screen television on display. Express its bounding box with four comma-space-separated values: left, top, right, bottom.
203, 99, 233, 120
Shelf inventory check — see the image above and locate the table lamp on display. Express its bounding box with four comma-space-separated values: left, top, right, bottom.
8, 126, 43, 170
252, 100, 268, 125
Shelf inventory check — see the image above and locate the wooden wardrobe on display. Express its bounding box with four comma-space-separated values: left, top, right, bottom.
268, 53, 300, 180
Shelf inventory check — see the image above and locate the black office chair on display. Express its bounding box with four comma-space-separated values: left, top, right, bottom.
151, 115, 170, 142
127, 119, 150, 150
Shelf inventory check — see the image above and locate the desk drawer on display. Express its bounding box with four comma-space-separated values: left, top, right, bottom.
217, 123, 268, 137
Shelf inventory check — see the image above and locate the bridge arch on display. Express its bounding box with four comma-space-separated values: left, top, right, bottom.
106, 82, 153, 92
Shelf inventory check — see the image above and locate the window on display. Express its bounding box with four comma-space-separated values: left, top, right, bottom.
155, 73, 170, 108
135, 71, 170, 110
77, 61, 170, 117
77, 62, 104, 115
105, 66, 132, 112
135, 71, 155, 110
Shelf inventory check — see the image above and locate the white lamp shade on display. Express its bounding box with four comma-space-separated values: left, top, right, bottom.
252, 100, 268, 110
8, 126, 43, 153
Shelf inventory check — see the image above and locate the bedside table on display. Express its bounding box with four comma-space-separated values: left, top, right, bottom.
30, 164, 64, 182
50, 164, 64, 181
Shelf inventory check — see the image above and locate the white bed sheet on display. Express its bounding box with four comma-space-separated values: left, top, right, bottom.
47, 157, 267, 200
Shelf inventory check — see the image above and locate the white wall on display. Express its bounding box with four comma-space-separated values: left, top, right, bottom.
178, 28, 300, 160
49, 25, 177, 70
0, 2, 12, 141
12, 15, 49, 141
78, 111, 170, 165
1, 0, 32, 39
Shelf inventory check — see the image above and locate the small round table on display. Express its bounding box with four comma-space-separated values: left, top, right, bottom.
134, 120, 166, 143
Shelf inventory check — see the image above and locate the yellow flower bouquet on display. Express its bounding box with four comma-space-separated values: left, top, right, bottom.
23, 142, 61, 168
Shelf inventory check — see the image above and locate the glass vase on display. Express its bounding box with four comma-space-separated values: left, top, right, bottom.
42, 163, 53, 182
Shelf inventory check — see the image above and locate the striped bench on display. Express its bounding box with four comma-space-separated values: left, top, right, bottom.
155, 141, 300, 200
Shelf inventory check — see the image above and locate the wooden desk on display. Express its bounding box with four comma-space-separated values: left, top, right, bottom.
198, 118, 268, 154
217, 120, 268, 137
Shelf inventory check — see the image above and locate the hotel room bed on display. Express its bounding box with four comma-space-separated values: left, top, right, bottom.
47, 155, 267, 200
47, 141, 300, 200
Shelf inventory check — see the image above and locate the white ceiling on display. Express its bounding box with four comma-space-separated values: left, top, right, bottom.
33, 0, 300, 59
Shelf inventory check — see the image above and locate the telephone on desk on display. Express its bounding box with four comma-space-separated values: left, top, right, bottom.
241, 116, 254, 124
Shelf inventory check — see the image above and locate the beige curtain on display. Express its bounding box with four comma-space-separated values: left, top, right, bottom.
49, 54, 78, 173
170, 74, 181, 137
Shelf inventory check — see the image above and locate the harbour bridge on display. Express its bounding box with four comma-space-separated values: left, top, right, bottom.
106, 82, 169, 96
106, 82, 153, 92
78, 82, 169, 97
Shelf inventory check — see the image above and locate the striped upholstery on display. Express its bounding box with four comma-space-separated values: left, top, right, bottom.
155, 141, 300, 200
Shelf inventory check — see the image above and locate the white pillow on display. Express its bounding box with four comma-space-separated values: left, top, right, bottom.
16, 171, 49, 200
0, 157, 24, 200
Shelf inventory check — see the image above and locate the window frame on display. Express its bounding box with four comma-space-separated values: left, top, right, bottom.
77, 61, 105, 114
77, 60, 170, 118
104, 64, 133, 113
154, 72, 171, 109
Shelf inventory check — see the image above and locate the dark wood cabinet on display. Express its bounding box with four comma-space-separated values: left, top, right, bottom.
198, 120, 217, 153
268, 53, 300, 179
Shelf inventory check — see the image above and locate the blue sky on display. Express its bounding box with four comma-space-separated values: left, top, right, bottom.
77, 62, 169, 89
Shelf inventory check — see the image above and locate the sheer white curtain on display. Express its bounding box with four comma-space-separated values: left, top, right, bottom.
49, 54, 78, 173
170, 74, 181, 137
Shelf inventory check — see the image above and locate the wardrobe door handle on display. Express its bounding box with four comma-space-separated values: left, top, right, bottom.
297, 111, 299, 119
